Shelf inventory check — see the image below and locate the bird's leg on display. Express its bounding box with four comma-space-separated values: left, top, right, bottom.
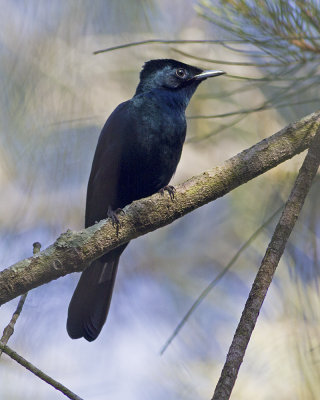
159, 185, 176, 201
107, 206, 124, 229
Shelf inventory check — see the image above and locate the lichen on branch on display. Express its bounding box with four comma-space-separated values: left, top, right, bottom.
0, 110, 319, 306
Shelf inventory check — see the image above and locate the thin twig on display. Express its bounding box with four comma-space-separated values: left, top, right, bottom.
160, 205, 283, 355
0, 110, 319, 306
187, 99, 320, 120
188, 74, 316, 142
0, 343, 83, 400
0, 295, 27, 357
170, 47, 301, 67
92, 37, 320, 55
93, 39, 249, 54
0, 242, 83, 400
212, 127, 320, 400
0, 242, 41, 357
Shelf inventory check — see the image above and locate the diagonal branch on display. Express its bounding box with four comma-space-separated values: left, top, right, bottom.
212, 127, 320, 400
0, 343, 83, 400
0, 243, 40, 357
160, 205, 283, 355
0, 110, 319, 306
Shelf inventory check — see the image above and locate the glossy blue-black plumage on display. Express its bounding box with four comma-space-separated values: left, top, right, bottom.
67, 59, 222, 341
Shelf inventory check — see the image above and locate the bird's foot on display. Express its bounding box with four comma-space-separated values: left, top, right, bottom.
159, 185, 176, 201
107, 206, 124, 229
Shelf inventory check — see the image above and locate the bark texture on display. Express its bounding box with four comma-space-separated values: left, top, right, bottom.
0, 110, 319, 306
212, 127, 320, 400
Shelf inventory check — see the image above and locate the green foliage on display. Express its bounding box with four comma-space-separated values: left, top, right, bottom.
197, 0, 320, 61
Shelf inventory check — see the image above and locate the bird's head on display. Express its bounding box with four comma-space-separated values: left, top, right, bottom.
134, 59, 225, 102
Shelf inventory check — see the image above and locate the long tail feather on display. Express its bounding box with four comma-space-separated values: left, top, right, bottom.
67, 246, 126, 341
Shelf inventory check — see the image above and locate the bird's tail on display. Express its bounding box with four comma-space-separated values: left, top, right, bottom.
67, 246, 126, 341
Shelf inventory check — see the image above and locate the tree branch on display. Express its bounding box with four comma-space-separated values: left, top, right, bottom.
0, 343, 83, 400
212, 127, 320, 399
160, 205, 283, 355
0, 242, 40, 357
0, 110, 319, 306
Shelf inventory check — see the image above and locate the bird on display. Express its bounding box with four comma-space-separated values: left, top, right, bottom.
66, 59, 225, 341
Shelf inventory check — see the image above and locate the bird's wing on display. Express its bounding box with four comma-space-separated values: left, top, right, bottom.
68, 101, 134, 341
85, 100, 133, 228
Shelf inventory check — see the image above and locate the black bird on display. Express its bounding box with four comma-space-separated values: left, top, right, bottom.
67, 59, 225, 341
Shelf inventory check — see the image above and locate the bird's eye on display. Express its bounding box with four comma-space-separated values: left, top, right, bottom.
176, 68, 187, 78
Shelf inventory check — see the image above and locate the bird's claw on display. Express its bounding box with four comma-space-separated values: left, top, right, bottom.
115, 208, 125, 216
107, 206, 124, 229
159, 185, 176, 201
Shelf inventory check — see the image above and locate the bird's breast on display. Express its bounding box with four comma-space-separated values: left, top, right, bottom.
116, 100, 186, 205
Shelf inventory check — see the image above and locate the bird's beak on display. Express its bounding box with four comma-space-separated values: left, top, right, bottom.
193, 70, 226, 81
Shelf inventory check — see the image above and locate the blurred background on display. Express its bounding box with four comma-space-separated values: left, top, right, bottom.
0, 1, 320, 399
